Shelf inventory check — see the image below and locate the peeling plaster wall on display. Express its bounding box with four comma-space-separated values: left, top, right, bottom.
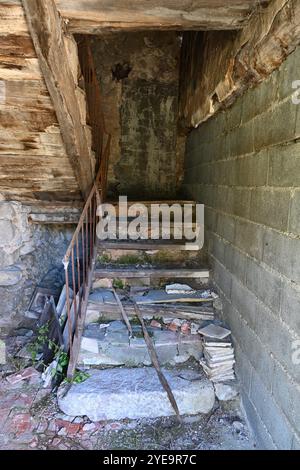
90, 32, 183, 199
0, 201, 74, 332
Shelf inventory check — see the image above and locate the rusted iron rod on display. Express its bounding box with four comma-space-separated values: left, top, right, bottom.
132, 299, 182, 423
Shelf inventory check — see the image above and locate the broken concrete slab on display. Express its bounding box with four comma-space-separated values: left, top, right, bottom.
214, 382, 239, 401
58, 367, 215, 421
77, 321, 203, 367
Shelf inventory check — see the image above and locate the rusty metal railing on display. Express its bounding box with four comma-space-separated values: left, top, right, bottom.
63, 136, 110, 378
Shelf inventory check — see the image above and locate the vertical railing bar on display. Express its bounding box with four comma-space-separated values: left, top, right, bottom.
64, 264, 73, 357
76, 236, 82, 317
89, 202, 93, 258
85, 211, 89, 273
81, 226, 86, 297
71, 246, 77, 331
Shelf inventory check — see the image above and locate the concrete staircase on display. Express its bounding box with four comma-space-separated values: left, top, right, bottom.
58, 206, 217, 422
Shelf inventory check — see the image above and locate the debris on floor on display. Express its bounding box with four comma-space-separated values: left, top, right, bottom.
0, 367, 255, 450
165, 283, 196, 294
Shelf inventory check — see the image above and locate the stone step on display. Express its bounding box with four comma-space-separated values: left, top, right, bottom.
98, 239, 201, 251
94, 266, 210, 279
78, 320, 203, 367
58, 367, 215, 421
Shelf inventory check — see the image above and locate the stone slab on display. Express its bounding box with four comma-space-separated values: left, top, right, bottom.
78, 321, 203, 367
58, 367, 215, 421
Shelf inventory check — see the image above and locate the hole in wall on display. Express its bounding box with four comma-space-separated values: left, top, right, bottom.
111, 62, 132, 81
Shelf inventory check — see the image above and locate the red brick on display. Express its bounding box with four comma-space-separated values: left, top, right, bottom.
10, 413, 33, 435
6, 367, 40, 385
181, 322, 190, 334
150, 320, 162, 329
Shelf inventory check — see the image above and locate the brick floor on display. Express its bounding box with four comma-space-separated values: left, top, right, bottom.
0, 367, 255, 450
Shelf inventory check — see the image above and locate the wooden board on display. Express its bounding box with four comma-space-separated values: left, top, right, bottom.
179, 0, 300, 127
94, 267, 210, 279
22, 0, 94, 199
133, 289, 215, 304
55, 0, 260, 33
0, 1, 84, 203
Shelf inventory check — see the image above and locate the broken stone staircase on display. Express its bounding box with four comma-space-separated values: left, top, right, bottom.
59, 226, 218, 422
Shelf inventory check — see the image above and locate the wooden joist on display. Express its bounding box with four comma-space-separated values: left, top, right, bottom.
22, 0, 94, 200
179, 0, 300, 127
94, 267, 210, 279
55, 0, 261, 33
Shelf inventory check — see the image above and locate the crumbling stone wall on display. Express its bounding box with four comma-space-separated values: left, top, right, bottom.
90, 32, 183, 199
0, 201, 74, 332
183, 46, 300, 449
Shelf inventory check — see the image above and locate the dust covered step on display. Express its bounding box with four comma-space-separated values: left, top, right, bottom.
58, 367, 215, 421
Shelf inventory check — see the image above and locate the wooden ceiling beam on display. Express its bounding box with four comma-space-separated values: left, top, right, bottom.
55, 0, 265, 33
22, 0, 94, 200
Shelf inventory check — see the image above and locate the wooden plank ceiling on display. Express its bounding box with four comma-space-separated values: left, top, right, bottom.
0, 0, 272, 204
0, 0, 94, 204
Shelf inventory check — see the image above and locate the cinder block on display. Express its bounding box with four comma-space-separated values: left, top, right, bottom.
289, 190, 300, 236
232, 187, 252, 219
253, 99, 297, 151
235, 218, 264, 261
204, 207, 218, 233
250, 369, 294, 449
217, 186, 234, 214
211, 257, 232, 300
234, 342, 253, 395
225, 99, 242, 131
245, 257, 282, 312
268, 142, 300, 187
255, 303, 300, 383
272, 362, 300, 432
230, 277, 258, 331
235, 150, 269, 187
241, 392, 277, 450
277, 46, 300, 101
225, 245, 247, 283
254, 72, 278, 117
210, 233, 226, 265
229, 120, 254, 157
263, 228, 300, 284
250, 188, 290, 232
280, 281, 300, 334
240, 320, 275, 392
241, 85, 259, 124
216, 212, 235, 244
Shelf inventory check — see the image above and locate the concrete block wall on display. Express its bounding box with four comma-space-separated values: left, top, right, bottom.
183, 46, 300, 449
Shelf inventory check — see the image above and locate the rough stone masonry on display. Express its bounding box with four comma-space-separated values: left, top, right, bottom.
0, 201, 74, 332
